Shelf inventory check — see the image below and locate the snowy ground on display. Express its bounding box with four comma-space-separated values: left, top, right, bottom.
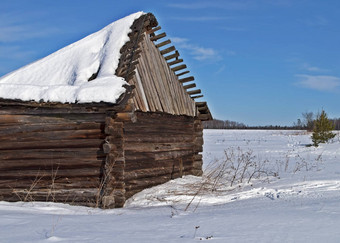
1, 130, 340, 242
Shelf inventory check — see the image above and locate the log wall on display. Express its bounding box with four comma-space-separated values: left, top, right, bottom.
0, 106, 108, 207
123, 111, 203, 199
0, 106, 204, 207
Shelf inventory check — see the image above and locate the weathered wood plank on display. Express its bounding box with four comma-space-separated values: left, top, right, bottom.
179, 76, 195, 83
183, 83, 196, 90
164, 51, 179, 61
167, 59, 183, 66
0, 139, 104, 150
146, 26, 161, 34
155, 39, 171, 48
150, 32, 166, 41
160, 46, 176, 55
0, 129, 104, 142
0, 148, 105, 160
171, 64, 187, 72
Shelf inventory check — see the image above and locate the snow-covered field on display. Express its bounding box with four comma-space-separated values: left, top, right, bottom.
1, 130, 340, 242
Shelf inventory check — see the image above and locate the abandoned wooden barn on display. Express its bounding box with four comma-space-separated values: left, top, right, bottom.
0, 12, 212, 208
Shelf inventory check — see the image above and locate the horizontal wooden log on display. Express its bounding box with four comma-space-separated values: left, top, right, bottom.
146, 26, 161, 34
3, 188, 99, 202
0, 168, 101, 180
187, 89, 201, 95
124, 135, 194, 143
195, 102, 207, 107
171, 64, 187, 72
0, 129, 104, 142
134, 111, 195, 122
179, 76, 195, 83
124, 167, 173, 181
176, 71, 190, 77
0, 139, 104, 151
0, 113, 106, 123
198, 113, 211, 120
150, 32, 166, 41
125, 176, 171, 189
124, 157, 194, 172
0, 122, 103, 135
198, 106, 208, 112
155, 39, 171, 48
167, 59, 183, 66
124, 129, 194, 137
0, 148, 104, 160
0, 157, 103, 171
123, 117, 194, 127
160, 46, 176, 55
164, 51, 179, 61
125, 150, 194, 161
124, 142, 194, 153
183, 83, 196, 90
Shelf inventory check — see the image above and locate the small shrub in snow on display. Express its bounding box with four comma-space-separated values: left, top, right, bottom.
311, 110, 336, 147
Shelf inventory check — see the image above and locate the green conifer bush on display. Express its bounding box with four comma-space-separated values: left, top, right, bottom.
311, 110, 335, 147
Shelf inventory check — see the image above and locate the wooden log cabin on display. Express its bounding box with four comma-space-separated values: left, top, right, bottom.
0, 12, 212, 208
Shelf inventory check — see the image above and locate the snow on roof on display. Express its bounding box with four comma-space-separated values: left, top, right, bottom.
0, 12, 144, 104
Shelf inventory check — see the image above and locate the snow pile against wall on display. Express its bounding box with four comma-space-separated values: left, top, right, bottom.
0, 12, 143, 103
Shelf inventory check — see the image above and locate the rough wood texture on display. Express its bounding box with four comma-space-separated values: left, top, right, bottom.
123, 112, 203, 199
130, 31, 196, 116
0, 109, 107, 206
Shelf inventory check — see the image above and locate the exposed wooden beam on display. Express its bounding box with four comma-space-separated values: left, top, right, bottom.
198, 106, 207, 111
196, 102, 207, 107
156, 39, 171, 48
146, 26, 161, 35
183, 83, 196, 90
150, 32, 166, 41
171, 64, 187, 72
179, 76, 194, 83
191, 95, 204, 99
164, 51, 179, 61
168, 59, 183, 66
176, 71, 190, 77
198, 113, 210, 120
160, 46, 176, 55
187, 89, 201, 95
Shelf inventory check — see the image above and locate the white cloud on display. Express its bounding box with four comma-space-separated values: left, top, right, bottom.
301, 63, 329, 72
295, 74, 340, 92
170, 37, 188, 44
171, 37, 219, 61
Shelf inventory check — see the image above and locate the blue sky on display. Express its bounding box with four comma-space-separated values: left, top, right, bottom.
1, 0, 339, 126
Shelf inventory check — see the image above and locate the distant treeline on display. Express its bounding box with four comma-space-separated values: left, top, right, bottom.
203, 118, 340, 130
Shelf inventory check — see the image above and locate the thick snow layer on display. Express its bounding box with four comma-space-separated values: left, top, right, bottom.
1, 130, 340, 242
0, 12, 143, 103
